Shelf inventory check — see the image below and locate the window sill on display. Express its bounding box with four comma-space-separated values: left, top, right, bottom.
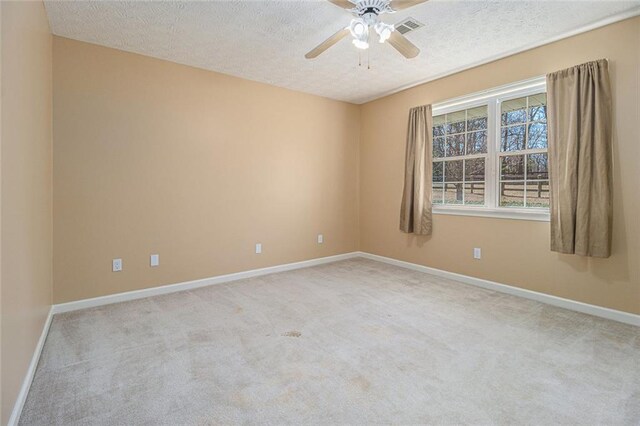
433, 206, 550, 222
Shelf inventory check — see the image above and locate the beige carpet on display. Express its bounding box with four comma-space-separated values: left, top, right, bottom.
20, 258, 640, 425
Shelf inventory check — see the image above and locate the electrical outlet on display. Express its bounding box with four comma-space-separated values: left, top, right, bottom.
112, 258, 123, 272
150, 254, 159, 267
317, 234, 324, 244
255, 243, 262, 254
473, 248, 481, 259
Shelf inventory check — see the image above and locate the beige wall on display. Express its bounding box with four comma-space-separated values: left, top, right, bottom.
52, 19, 639, 311
1, 1, 53, 423
360, 16, 640, 315
52, 37, 360, 304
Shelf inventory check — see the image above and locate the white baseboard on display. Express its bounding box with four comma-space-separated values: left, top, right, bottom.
51, 249, 639, 326
8, 307, 54, 426
52, 252, 360, 314
357, 251, 640, 327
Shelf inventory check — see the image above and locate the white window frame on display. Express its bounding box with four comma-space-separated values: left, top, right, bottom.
431, 76, 550, 222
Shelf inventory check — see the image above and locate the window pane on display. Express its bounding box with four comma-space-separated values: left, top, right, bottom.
432, 182, 444, 204
444, 160, 463, 182
529, 93, 547, 122
467, 130, 487, 154
527, 153, 548, 180
525, 181, 549, 208
446, 111, 466, 134
500, 181, 525, 207
444, 183, 463, 204
501, 155, 524, 181
528, 122, 547, 149
433, 115, 446, 137
465, 158, 485, 181
464, 182, 484, 205
446, 134, 465, 157
467, 106, 488, 131
432, 161, 443, 182
501, 97, 527, 125
501, 125, 526, 152
433, 137, 445, 158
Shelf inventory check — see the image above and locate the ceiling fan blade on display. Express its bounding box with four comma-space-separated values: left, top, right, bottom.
305, 27, 350, 59
390, 0, 428, 11
326, 0, 355, 10
387, 31, 420, 59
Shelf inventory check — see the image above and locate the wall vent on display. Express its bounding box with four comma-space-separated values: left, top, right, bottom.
395, 17, 424, 35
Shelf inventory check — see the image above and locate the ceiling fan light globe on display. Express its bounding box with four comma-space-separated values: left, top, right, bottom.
352, 39, 369, 50
349, 18, 368, 38
379, 29, 391, 43
374, 22, 394, 43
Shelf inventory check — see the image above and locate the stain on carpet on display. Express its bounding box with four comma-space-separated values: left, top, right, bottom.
282, 330, 302, 338
350, 375, 371, 392
230, 391, 248, 408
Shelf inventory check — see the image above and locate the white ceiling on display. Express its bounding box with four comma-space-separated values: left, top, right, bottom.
44, 0, 640, 104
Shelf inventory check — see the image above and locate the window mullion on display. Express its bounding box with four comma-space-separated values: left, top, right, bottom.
524, 96, 529, 207
487, 99, 498, 209
462, 110, 467, 205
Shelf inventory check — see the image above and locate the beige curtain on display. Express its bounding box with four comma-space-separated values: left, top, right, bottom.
547, 59, 613, 258
400, 105, 433, 235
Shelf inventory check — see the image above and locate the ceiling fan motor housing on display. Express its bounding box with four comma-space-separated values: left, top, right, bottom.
353, 0, 394, 19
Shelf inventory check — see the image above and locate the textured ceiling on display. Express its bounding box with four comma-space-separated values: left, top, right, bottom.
44, 0, 640, 104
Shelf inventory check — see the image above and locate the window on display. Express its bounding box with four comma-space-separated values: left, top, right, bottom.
432, 106, 487, 206
499, 93, 549, 208
431, 77, 549, 221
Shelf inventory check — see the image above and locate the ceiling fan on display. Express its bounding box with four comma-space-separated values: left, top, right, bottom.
305, 0, 427, 60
